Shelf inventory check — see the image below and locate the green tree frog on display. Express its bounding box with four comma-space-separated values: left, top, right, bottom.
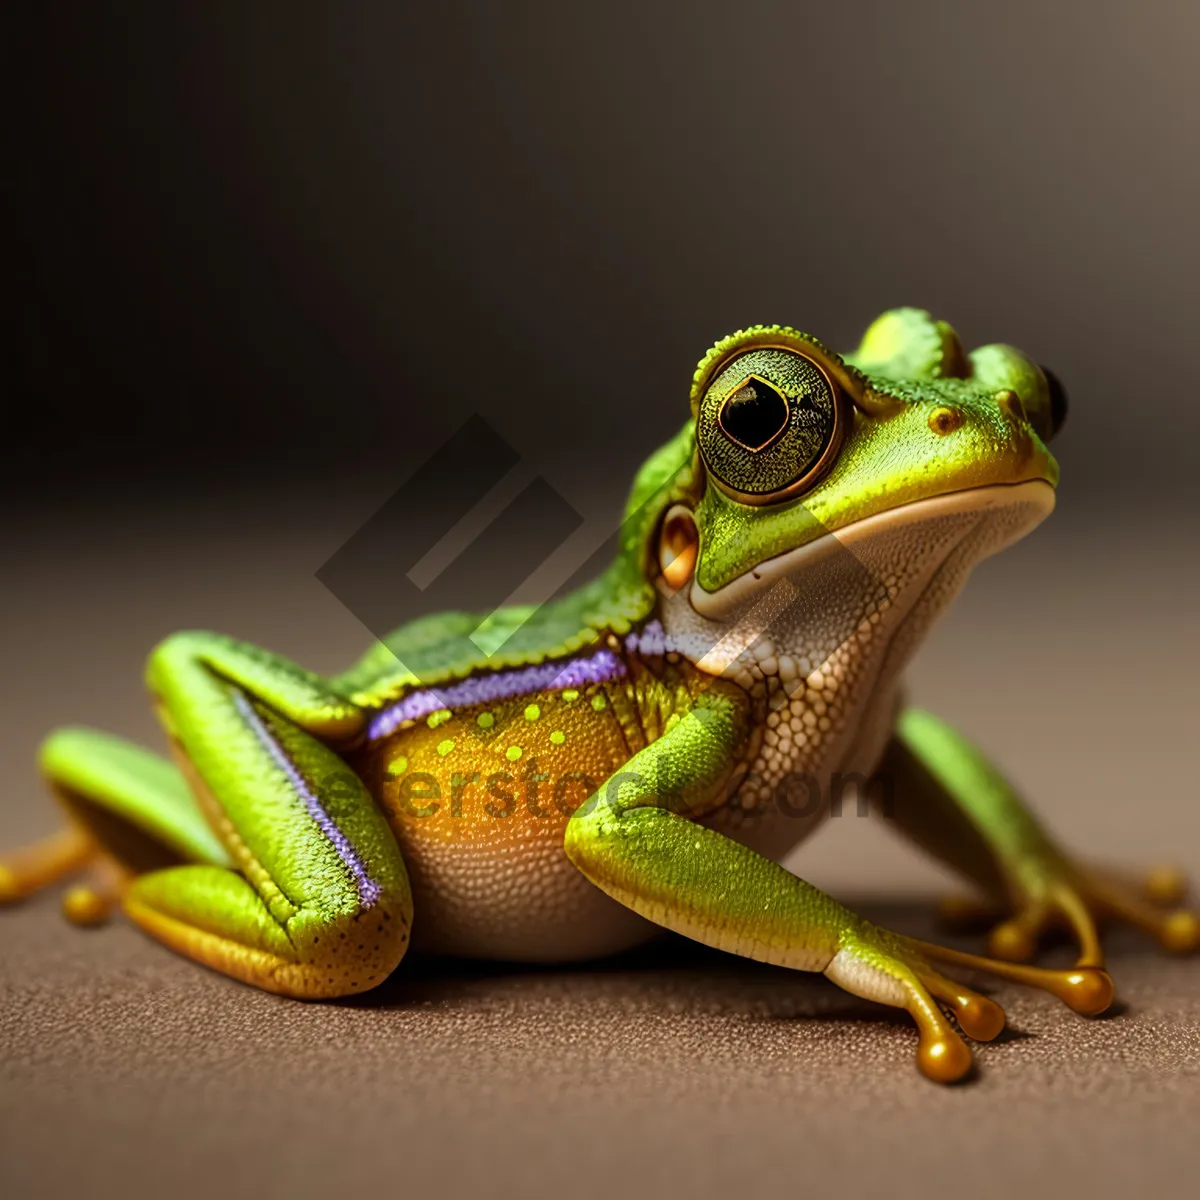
4, 308, 1196, 1082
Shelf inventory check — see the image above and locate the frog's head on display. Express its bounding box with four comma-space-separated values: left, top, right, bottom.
653, 309, 1065, 655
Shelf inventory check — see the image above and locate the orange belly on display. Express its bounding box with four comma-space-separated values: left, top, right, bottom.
350, 680, 658, 960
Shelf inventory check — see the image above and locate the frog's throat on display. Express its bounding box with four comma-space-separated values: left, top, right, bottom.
687, 480, 1055, 620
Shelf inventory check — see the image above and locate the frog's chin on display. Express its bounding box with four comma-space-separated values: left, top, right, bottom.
688, 479, 1055, 621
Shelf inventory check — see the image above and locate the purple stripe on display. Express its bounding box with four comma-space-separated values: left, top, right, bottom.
625, 618, 671, 657
366, 647, 627, 743
232, 689, 381, 909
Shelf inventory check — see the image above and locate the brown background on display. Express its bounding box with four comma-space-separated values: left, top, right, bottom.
4, 2, 1200, 1198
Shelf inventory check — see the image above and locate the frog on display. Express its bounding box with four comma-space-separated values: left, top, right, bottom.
3, 307, 1196, 1083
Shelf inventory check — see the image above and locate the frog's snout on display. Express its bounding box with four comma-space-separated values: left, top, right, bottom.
906, 379, 1061, 496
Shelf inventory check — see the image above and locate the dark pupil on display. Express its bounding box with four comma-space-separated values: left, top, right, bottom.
720, 378, 789, 450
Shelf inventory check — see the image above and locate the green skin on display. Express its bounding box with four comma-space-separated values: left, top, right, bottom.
7, 308, 1197, 1083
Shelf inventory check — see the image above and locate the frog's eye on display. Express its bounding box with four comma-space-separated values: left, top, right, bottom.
1040, 366, 1069, 439
695, 345, 845, 504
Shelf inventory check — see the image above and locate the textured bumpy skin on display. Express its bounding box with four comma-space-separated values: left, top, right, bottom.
7, 308, 1198, 1083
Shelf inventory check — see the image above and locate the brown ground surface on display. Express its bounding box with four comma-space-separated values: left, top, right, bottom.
2, 491, 1198, 1199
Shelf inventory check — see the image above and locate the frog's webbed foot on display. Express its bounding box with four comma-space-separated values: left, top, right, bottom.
829, 924, 1112, 1083
938, 860, 1200, 965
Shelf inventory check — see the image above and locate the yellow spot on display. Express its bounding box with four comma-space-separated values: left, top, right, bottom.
561, 689, 579, 702
427, 709, 452, 729
591, 693, 607, 711
437, 739, 455, 757
476, 712, 495, 729
506, 745, 523, 762
387, 756, 408, 776
550, 730, 566, 746
524, 704, 541, 722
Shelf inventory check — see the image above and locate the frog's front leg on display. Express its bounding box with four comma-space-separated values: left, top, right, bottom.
34, 632, 412, 997
564, 688, 1112, 1083
877, 707, 1200, 965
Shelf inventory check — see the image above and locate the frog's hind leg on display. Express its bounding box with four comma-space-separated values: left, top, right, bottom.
116, 632, 413, 999
13, 726, 237, 923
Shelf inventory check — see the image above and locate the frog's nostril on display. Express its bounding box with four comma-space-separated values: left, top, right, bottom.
995, 389, 1026, 423
928, 406, 964, 436
1041, 366, 1069, 438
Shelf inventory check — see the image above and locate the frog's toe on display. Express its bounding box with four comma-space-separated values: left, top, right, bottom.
916, 965, 1007, 1042
944, 870, 1103, 968
1084, 866, 1200, 955
1159, 911, 1200, 953
939, 889, 1100, 966
908, 934, 1115, 1017
914, 1023, 975, 1085
0, 827, 95, 905
61, 884, 114, 926
949, 860, 1200, 967
987, 902, 1053, 962
1139, 864, 1190, 907
60, 858, 129, 927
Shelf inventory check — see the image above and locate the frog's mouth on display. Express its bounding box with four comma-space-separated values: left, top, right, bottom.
688, 479, 1054, 621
